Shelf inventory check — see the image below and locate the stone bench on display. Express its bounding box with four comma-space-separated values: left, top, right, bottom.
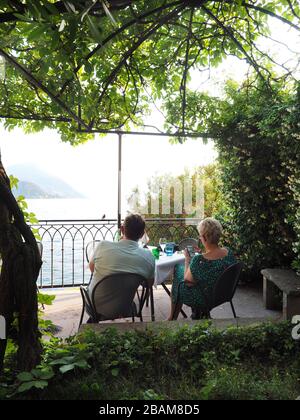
261, 269, 300, 320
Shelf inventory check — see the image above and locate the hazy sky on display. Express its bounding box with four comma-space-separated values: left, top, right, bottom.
0, 127, 217, 198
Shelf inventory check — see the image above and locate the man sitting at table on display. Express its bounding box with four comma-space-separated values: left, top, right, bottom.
88, 214, 155, 301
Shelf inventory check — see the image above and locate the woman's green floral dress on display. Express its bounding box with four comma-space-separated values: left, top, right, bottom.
172, 249, 236, 309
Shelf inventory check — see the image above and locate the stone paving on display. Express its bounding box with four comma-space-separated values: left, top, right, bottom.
43, 282, 281, 338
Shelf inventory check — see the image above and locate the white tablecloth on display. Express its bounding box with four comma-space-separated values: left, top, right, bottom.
154, 253, 185, 286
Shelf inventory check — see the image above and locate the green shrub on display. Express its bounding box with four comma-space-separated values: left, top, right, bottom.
1, 322, 299, 400
208, 81, 300, 277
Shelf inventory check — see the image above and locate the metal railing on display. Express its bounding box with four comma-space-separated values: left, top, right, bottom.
33, 218, 199, 288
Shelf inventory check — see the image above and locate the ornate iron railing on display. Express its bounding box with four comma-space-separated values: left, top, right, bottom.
33, 218, 199, 288
145, 218, 199, 247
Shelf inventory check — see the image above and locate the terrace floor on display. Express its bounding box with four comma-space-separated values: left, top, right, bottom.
43, 282, 282, 338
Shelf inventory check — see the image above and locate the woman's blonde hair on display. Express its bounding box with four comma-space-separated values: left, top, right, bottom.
198, 218, 223, 245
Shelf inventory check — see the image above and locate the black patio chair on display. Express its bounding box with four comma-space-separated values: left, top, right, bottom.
178, 238, 199, 251
79, 272, 149, 328
79, 286, 98, 326
210, 262, 243, 318
173, 262, 243, 320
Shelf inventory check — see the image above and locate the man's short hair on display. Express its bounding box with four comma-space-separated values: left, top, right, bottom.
124, 214, 145, 241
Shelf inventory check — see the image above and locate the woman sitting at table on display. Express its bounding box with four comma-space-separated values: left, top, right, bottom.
168, 217, 236, 321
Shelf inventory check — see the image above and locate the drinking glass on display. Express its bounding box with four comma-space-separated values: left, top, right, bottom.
165, 243, 175, 256
159, 238, 167, 253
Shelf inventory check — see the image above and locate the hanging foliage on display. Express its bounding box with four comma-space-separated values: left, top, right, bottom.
0, 0, 299, 142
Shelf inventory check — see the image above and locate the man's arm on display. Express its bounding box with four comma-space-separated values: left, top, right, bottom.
89, 241, 103, 273
89, 258, 95, 273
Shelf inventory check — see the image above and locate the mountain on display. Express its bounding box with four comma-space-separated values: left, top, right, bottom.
12, 181, 61, 199
8, 164, 84, 199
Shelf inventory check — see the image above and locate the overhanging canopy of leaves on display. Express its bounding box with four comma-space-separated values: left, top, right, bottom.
0, 0, 299, 142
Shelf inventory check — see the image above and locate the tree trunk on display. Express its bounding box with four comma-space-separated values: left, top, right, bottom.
0, 167, 11, 372
0, 154, 42, 372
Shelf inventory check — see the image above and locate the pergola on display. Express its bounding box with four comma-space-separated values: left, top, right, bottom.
0, 0, 299, 371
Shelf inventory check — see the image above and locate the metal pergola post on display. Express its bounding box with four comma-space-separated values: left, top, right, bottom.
118, 132, 122, 230
110, 130, 211, 232
112, 130, 210, 232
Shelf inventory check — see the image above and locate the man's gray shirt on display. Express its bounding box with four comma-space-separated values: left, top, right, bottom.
89, 239, 155, 294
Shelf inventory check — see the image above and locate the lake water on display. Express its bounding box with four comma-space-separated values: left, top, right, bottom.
27, 199, 119, 288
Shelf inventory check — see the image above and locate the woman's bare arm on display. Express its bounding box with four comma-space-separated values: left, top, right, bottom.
183, 250, 197, 287
184, 267, 197, 287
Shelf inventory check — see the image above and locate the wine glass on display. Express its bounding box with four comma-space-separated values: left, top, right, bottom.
159, 238, 167, 254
